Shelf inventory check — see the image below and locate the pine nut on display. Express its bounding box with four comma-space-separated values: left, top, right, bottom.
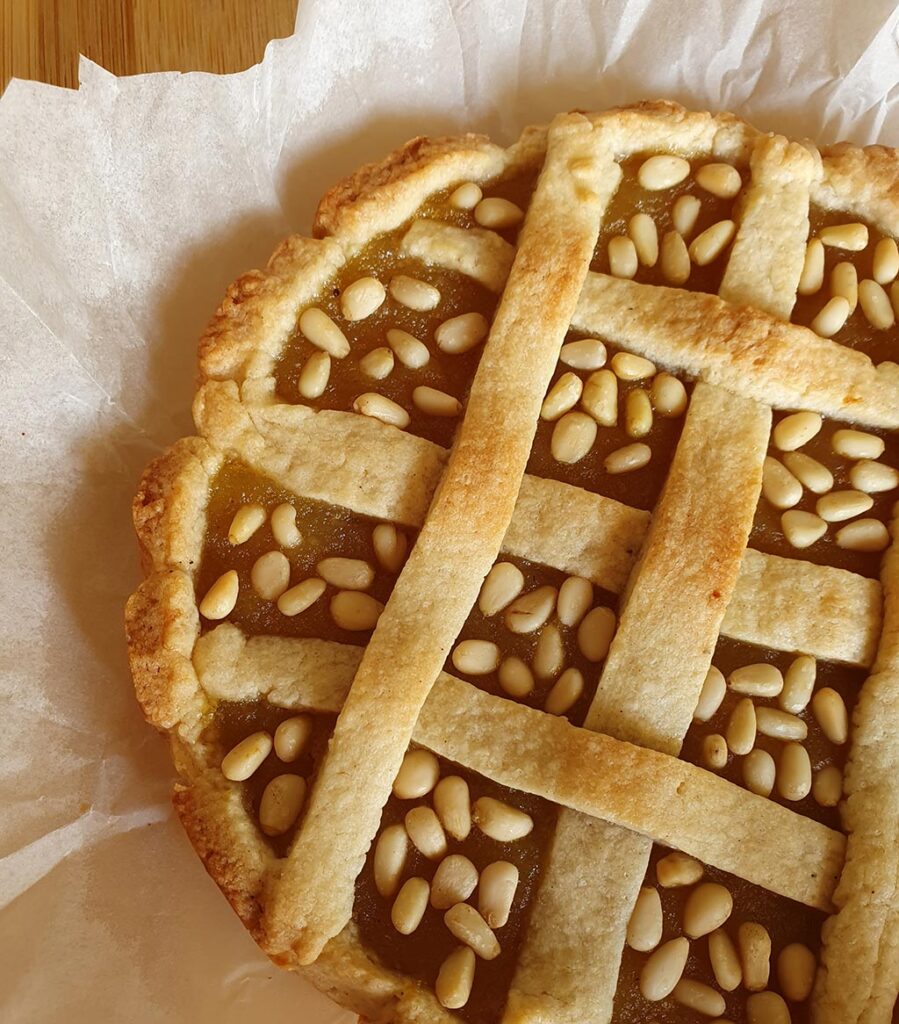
259, 774, 306, 836
450, 182, 482, 210
374, 823, 408, 898
611, 351, 656, 380
756, 707, 807, 740
393, 749, 440, 799
498, 656, 535, 698
694, 666, 726, 721
703, 733, 728, 769
773, 411, 822, 451
638, 155, 690, 191
221, 731, 272, 781
661, 230, 691, 284
609, 235, 639, 278
873, 237, 899, 284
834, 417, 872, 458
689, 220, 736, 265
651, 373, 688, 417
430, 855, 479, 910
672, 195, 701, 238
545, 667, 584, 715
251, 551, 290, 601
778, 742, 812, 800
781, 510, 827, 549
729, 663, 783, 698
200, 570, 239, 620
747, 991, 791, 1024
639, 937, 690, 1000
709, 928, 742, 990
762, 457, 802, 509
628, 213, 659, 266
780, 655, 816, 713
627, 886, 664, 952
696, 162, 742, 198
726, 698, 756, 755
551, 411, 597, 463
657, 851, 704, 888
684, 882, 733, 938
859, 278, 896, 329
533, 625, 564, 680
353, 392, 410, 428
452, 639, 501, 675
892, 279, 899, 319
671, 979, 726, 1017
474, 196, 524, 230
277, 577, 326, 616
299, 307, 350, 358
341, 276, 386, 321
413, 386, 462, 417
386, 328, 430, 369
504, 585, 557, 634
436, 946, 476, 1009
273, 715, 312, 762
405, 806, 447, 859
444, 903, 501, 960
738, 921, 771, 991
581, 369, 618, 426
812, 687, 849, 744
389, 274, 440, 311
560, 337, 607, 370
813, 765, 843, 807
391, 877, 429, 934
742, 748, 776, 797
479, 861, 519, 928
435, 312, 489, 354
359, 347, 394, 379
778, 942, 816, 1002
810, 296, 850, 337
434, 776, 471, 841
557, 576, 593, 627
782, 452, 834, 494
317, 557, 374, 590
850, 459, 899, 493
831, 261, 858, 311
577, 605, 616, 661
271, 503, 302, 547
473, 797, 533, 841
625, 389, 653, 438
228, 503, 266, 545
541, 372, 584, 421
816, 489, 873, 522
605, 443, 652, 474
820, 222, 868, 250
836, 518, 889, 551
797, 239, 825, 295
479, 561, 525, 616
373, 523, 407, 573
330, 590, 384, 630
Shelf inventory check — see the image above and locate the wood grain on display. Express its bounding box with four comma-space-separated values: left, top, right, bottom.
1, 0, 298, 92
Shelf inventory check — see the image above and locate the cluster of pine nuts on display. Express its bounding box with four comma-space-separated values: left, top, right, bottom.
448, 564, 618, 717
628, 851, 817, 1020
761, 412, 895, 553
375, 747, 533, 1009
198, 505, 408, 630
693, 655, 845, 808
799, 224, 899, 336
543, 339, 689, 468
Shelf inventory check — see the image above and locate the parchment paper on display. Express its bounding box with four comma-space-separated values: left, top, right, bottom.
2, 1, 898, 1020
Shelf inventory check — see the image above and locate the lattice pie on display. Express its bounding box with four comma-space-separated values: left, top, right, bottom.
125, 102, 899, 1023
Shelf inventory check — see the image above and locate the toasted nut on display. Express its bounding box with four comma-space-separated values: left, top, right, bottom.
541, 372, 584, 421
452, 639, 501, 676
273, 715, 312, 762
581, 369, 618, 426
374, 823, 408, 898
359, 346, 394, 380
695, 162, 742, 198
391, 877, 429, 934
604, 442, 652, 474
756, 707, 808, 741
739, 921, 772, 991
393, 749, 440, 799
557, 576, 593, 627
726, 698, 756, 755
479, 861, 519, 928
813, 765, 843, 807
430, 855, 479, 910
259, 774, 306, 836
228, 503, 266, 545
200, 570, 239, 620
742, 748, 776, 797
777, 742, 812, 800
816, 489, 873, 522
610, 351, 656, 380
473, 797, 533, 841
386, 327, 430, 369
811, 687, 849, 744
671, 979, 726, 1017
831, 261, 858, 311
330, 590, 384, 630
762, 456, 802, 509
435, 312, 489, 354
873, 237, 899, 284
498, 656, 535, 698
702, 733, 728, 769
660, 230, 691, 283
341, 276, 386, 321
533, 624, 565, 680
373, 523, 408, 573
819, 222, 868, 250
780, 655, 816, 713
551, 411, 597, 463
811, 295, 850, 337
859, 278, 896, 329
317, 557, 374, 590
688, 220, 736, 265
353, 392, 409, 428
413, 386, 462, 417
479, 561, 525, 616
299, 307, 350, 357
625, 389, 653, 438
778, 942, 817, 1002
628, 213, 659, 266
271, 503, 302, 547
694, 666, 726, 722
729, 663, 783, 698
222, 731, 272, 781
672, 195, 701, 238
504, 585, 556, 634
639, 936, 690, 1000
577, 605, 616, 661
835, 518, 890, 551
474, 197, 524, 230
405, 806, 447, 859
277, 577, 326, 616
747, 991, 791, 1024
657, 851, 703, 887
626, 886, 664, 952
797, 238, 825, 295
444, 903, 501, 960
782, 452, 834, 494
709, 927, 742, 990
651, 373, 688, 416
608, 235, 639, 278
389, 274, 440, 311
773, 411, 822, 451
849, 459, 899, 493
449, 182, 482, 210
251, 551, 291, 601
560, 337, 607, 370
781, 509, 827, 549
545, 667, 584, 716
684, 883, 733, 938
436, 946, 476, 1009
434, 776, 471, 841
638, 155, 690, 190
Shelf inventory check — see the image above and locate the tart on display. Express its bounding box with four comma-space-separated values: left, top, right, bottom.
125, 102, 899, 1023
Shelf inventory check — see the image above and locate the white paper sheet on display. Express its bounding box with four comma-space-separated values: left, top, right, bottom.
2, 1, 898, 1019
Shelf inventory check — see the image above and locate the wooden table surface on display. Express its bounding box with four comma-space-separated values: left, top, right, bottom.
1, 0, 299, 92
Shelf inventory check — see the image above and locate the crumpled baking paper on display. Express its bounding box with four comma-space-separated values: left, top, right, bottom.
1, 1, 898, 1019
